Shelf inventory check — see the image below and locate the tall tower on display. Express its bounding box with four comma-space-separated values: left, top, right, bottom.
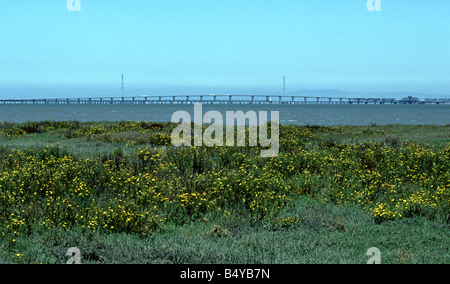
121, 74, 125, 96
283, 76, 286, 97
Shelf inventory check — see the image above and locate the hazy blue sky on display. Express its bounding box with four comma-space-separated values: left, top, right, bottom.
0, 0, 449, 98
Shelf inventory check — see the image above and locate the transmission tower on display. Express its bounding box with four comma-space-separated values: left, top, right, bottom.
121, 74, 125, 96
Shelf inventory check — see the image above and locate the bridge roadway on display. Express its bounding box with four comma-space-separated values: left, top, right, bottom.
0, 95, 448, 105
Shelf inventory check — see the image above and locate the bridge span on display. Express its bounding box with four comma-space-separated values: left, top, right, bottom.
0, 95, 448, 105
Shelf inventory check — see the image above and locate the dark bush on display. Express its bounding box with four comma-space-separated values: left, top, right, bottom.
19, 122, 46, 134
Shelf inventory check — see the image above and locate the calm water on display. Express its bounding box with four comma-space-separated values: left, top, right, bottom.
0, 104, 449, 125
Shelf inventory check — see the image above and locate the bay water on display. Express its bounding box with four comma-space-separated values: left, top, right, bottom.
0, 104, 448, 126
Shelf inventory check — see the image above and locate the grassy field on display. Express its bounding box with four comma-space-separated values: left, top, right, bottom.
0, 121, 449, 264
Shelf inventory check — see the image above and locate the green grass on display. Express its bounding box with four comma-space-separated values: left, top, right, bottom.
0, 121, 449, 264
3, 196, 448, 264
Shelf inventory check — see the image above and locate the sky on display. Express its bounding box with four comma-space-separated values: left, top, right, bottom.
0, 0, 449, 99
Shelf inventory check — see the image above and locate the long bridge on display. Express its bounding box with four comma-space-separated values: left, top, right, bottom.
0, 95, 449, 105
